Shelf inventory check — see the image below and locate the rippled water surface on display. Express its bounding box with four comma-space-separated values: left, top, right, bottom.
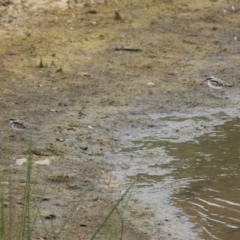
165, 119, 240, 239
116, 115, 240, 239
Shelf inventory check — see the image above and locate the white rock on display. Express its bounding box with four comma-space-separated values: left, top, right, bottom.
147, 82, 155, 86
34, 159, 50, 166
15, 158, 27, 166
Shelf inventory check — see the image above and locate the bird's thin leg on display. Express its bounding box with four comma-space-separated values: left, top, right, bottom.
20, 132, 24, 141
13, 131, 17, 140
207, 89, 214, 95
217, 90, 222, 97
17, 133, 20, 141
16, 132, 23, 141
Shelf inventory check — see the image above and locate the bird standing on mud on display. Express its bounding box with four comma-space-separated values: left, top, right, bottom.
205, 76, 233, 90
204, 76, 233, 95
9, 118, 31, 140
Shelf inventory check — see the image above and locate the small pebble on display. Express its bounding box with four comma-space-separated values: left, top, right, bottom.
80, 146, 88, 151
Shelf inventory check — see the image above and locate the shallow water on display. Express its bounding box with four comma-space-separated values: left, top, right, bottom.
115, 114, 240, 239
166, 118, 240, 239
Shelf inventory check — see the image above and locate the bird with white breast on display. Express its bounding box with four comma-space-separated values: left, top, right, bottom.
204, 76, 233, 95
9, 118, 31, 140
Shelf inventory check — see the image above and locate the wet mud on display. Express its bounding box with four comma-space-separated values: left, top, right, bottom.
0, 0, 240, 239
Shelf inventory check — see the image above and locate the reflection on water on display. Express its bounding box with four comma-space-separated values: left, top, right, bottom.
163, 119, 240, 239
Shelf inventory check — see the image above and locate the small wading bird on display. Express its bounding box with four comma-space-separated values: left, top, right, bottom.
9, 118, 31, 140
205, 76, 233, 95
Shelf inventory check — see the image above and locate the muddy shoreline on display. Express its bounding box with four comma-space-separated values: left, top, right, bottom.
1, 0, 240, 239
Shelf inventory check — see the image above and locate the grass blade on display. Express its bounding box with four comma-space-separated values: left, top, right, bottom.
90, 179, 137, 240
107, 181, 135, 240
53, 184, 93, 239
